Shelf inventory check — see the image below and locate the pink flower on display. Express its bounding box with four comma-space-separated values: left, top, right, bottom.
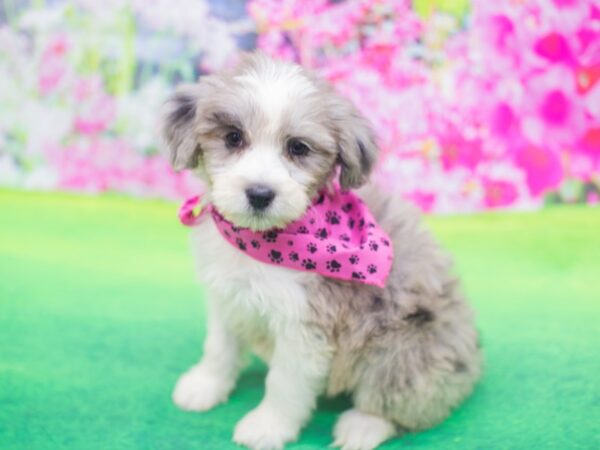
540, 90, 571, 125
438, 124, 484, 171
488, 14, 516, 53
490, 102, 517, 138
361, 43, 395, 74
72, 78, 116, 135
482, 178, 519, 208
38, 35, 70, 95
553, 0, 578, 7
521, 66, 586, 149
44, 138, 202, 199
576, 64, 600, 94
578, 127, 600, 164
534, 32, 573, 64
514, 145, 564, 196
406, 191, 436, 213
440, 141, 483, 171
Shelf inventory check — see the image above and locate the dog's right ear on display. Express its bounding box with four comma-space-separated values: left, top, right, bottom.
160, 84, 202, 171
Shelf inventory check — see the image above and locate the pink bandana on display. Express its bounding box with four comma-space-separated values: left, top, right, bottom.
179, 188, 393, 288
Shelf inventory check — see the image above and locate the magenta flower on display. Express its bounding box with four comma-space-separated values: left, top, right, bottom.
482, 178, 519, 208
576, 65, 600, 94
578, 127, 600, 164
488, 14, 516, 53
406, 191, 436, 213
514, 145, 564, 196
438, 123, 484, 171
540, 90, 570, 125
522, 66, 586, 149
490, 102, 518, 138
534, 32, 573, 64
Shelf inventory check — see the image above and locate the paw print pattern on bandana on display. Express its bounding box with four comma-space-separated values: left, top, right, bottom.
269, 250, 283, 264
263, 230, 278, 243
315, 228, 328, 240
184, 185, 394, 288
326, 211, 341, 225
326, 260, 341, 272
302, 259, 317, 270
236, 238, 247, 251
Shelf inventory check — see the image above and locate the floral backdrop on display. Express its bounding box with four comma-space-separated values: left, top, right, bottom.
1, 0, 599, 213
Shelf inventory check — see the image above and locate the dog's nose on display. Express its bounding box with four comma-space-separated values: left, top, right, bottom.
245, 184, 275, 211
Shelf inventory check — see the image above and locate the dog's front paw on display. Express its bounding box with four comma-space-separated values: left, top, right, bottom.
233, 404, 299, 450
332, 409, 396, 450
172, 364, 232, 412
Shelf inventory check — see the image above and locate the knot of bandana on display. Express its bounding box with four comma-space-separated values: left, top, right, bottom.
179, 188, 394, 288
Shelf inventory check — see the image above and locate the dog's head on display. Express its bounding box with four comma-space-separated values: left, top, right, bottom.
161, 53, 378, 231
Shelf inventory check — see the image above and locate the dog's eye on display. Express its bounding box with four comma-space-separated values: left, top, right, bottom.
225, 130, 243, 148
287, 139, 310, 157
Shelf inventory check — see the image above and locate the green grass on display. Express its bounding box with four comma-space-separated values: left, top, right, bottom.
1, 190, 599, 450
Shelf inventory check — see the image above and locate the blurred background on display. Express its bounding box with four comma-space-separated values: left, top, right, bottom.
1, 0, 598, 213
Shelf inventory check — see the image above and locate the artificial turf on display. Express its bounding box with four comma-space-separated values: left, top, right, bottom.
0, 190, 598, 450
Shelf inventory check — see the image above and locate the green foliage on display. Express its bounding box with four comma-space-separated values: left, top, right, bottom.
413, 0, 470, 19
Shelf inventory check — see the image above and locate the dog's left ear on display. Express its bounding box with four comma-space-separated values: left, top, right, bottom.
329, 94, 379, 190
160, 84, 202, 172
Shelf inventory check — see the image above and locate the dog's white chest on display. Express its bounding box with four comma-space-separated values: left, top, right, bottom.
190, 219, 314, 327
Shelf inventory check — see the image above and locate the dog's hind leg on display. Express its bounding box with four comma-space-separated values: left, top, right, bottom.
332, 409, 396, 450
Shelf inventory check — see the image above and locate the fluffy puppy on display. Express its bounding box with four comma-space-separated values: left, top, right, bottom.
161, 53, 481, 450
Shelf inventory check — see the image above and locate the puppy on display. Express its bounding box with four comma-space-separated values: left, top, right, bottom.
161, 53, 481, 450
